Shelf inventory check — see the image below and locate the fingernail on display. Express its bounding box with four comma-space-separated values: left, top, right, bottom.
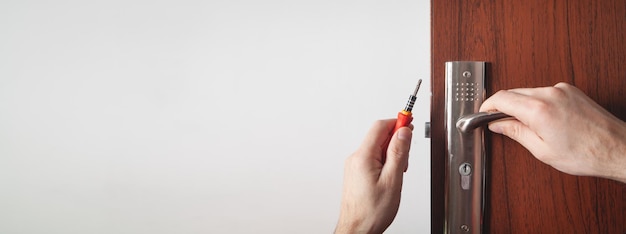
397, 128, 412, 140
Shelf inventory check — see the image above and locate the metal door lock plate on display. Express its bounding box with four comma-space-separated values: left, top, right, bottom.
445, 61, 486, 234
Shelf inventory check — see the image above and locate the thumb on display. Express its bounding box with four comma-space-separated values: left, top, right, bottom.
382, 127, 412, 181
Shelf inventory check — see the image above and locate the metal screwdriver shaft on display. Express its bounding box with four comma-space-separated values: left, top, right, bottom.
403, 79, 422, 113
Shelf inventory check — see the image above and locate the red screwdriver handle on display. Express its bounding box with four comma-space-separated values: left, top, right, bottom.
393, 111, 413, 132
381, 111, 413, 163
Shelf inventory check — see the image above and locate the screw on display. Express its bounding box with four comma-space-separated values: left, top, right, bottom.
460, 225, 470, 232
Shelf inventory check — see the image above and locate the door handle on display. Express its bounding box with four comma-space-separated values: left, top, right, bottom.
456, 111, 512, 133
444, 61, 487, 234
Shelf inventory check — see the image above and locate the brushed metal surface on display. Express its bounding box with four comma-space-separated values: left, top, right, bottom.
444, 61, 486, 234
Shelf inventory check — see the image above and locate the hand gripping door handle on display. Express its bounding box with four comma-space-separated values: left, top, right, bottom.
456, 111, 513, 133
444, 61, 489, 234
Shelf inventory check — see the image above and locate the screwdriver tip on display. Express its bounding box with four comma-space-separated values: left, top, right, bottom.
412, 79, 422, 96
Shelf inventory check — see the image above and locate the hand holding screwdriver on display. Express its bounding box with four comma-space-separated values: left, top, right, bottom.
382, 79, 422, 163
336, 80, 421, 233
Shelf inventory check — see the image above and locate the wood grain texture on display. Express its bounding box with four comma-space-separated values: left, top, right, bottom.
431, 0, 626, 233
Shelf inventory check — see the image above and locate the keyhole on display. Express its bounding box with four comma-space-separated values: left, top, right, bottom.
459, 163, 472, 176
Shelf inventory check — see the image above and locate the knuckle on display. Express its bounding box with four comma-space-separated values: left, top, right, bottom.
527, 99, 551, 117
554, 82, 572, 89
493, 89, 509, 98
388, 146, 403, 159
554, 82, 583, 98
481, 90, 508, 111
500, 123, 521, 138
543, 86, 566, 100
533, 100, 550, 112
388, 143, 409, 161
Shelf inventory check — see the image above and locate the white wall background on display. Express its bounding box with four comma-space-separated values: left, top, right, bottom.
0, 1, 430, 233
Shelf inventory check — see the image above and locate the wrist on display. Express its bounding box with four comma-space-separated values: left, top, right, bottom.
334, 219, 363, 234
335, 215, 378, 234
615, 122, 626, 183
602, 120, 626, 183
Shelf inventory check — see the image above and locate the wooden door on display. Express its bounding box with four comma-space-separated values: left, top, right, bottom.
431, 0, 626, 233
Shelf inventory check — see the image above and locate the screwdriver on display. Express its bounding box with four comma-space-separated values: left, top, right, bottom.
382, 79, 422, 162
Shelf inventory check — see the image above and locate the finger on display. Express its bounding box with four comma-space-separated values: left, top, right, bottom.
494, 83, 578, 104
358, 119, 396, 156
480, 85, 561, 113
488, 119, 550, 161
505, 86, 555, 96
381, 127, 412, 183
480, 90, 520, 113
479, 90, 546, 126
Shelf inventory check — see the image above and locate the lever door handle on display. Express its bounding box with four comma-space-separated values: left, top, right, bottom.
456, 112, 513, 133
